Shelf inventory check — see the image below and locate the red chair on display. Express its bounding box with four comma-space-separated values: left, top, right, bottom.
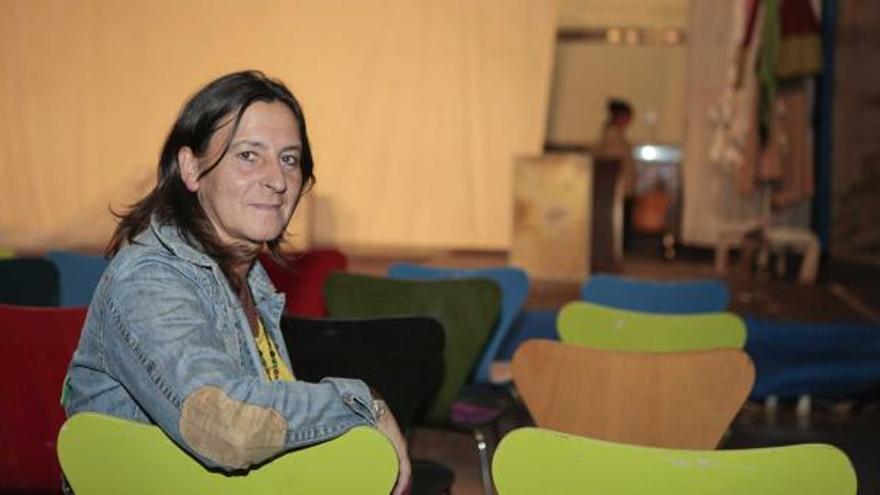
258, 249, 348, 316
0, 305, 85, 494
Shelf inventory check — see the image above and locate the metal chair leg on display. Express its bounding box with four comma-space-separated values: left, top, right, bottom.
473, 427, 494, 495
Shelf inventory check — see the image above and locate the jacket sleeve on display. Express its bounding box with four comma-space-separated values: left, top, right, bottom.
102, 258, 377, 471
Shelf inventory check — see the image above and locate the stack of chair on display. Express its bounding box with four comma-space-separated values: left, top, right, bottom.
499, 273, 858, 493
745, 317, 880, 403
324, 272, 502, 495
521, 273, 747, 449
387, 263, 529, 387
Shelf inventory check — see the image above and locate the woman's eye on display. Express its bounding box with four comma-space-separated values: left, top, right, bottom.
281, 155, 300, 167
238, 150, 257, 162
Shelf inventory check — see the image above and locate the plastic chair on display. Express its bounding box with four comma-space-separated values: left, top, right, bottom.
0, 257, 60, 306
492, 427, 857, 495
282, 315, 452, 495
0, 305, 86, 493
387, 263, 529, 385
511, 339, 754, 449
0, 248, 13, 259
324, 273, 501, 424
46, 251, 109, 307
558, 301, 746, 352
258, 249, 347, 316
57, 412, 398, 495
282, 315, 444, 434
581, 273, 730, 313
324, 273, 501, 494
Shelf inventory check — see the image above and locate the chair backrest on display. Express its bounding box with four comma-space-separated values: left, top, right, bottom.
258, 249, 348, 316
281, 315, 445, 430
581, 273, 730, 313
57, 412, 398, 495
0, 257, 60, 306
558, 301, 746, 352
46, 251, 109, 307
511, 339, 754, 449
324, 273, 501, 424
387, 263, 529, 385
0, 305, 85, 492
492, 427, 857, 495
0, 248, 13, 259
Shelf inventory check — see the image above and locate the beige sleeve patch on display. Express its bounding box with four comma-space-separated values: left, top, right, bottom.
179, 386, 288, 469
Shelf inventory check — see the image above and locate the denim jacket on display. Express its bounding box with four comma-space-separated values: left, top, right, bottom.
64, 217, 377, 470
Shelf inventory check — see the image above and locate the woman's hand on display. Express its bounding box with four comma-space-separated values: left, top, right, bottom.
373, 400, 412, 495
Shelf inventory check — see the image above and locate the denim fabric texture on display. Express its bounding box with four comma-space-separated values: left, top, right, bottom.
64, 217, 376, 470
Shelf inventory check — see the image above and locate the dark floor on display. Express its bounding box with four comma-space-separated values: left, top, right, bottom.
346, 240, 880, 495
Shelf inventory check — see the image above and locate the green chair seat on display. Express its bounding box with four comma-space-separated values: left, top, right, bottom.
493, 427, 857, 494
58, 413, 397, 495
558, 301, 746, 352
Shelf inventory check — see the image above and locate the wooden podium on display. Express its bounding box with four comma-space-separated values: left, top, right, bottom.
510, 154, 592, 282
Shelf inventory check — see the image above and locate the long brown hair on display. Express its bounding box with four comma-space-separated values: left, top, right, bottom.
106, 71, 315, 292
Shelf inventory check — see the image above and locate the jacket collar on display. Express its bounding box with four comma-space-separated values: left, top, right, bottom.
145, 216, 284, 307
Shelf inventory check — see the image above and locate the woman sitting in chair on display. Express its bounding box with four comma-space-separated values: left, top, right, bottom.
63, 71, 410, 494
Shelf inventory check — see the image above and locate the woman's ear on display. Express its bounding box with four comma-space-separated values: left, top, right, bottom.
178, 147, 201, 192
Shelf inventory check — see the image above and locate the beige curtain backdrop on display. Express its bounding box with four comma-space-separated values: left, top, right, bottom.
0, 0, 556, 252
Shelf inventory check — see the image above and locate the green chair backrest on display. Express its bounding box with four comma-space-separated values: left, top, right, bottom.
493, 427, 858, 495
324, 273, 502, 424
558, 301, 746, 352
57, 413, 397, 495
0, 248, 13, 259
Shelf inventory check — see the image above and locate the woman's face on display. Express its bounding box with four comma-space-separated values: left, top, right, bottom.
180, 100, 304, 250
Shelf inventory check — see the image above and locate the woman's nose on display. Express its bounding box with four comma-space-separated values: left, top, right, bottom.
262, 160, 287, 193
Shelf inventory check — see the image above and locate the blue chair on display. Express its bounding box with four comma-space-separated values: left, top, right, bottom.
388, 263, 529, 385
46, 251, 108, 307
581, 273, 730, 314
496, 309, 559, 361
745, 316, 880, 400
